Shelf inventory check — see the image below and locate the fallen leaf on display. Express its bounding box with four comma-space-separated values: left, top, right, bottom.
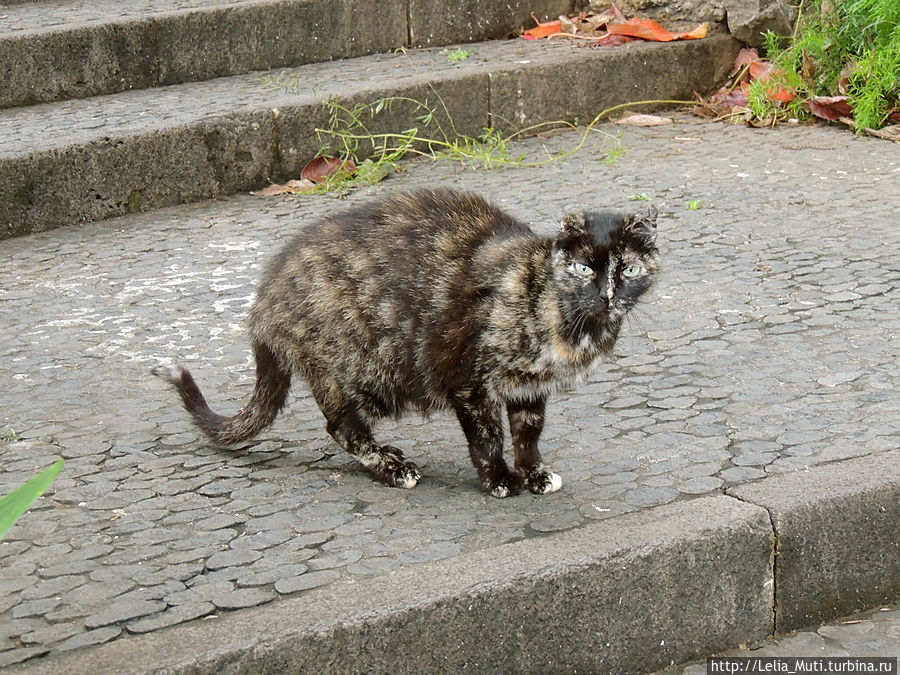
693, 84, 751, 118
522, 12, 562, 39
808, 95, 853, 121
250, 179, 317, 196
616, 113, 674, 126
580, 33, 635, 47
865, 124, 900, 142
748, 59, 775, 81
746, 60, 794, 104
717, 87, 749, 108
607, 18, 708, 41
301, 156, 356, 183
732, 48, 760, 75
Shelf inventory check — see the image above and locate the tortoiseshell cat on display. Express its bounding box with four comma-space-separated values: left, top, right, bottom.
153, 189, 659, 498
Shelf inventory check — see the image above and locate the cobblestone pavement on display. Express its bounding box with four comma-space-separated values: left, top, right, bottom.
670, 600, 900, 671
1, 117, 898, 666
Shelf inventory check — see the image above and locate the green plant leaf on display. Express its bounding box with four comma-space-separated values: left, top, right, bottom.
446, 49, 472, 63
0, 459, 63, 539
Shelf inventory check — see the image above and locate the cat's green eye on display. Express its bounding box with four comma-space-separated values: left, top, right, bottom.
622, 264, 644, 279
569, 262, 593, 277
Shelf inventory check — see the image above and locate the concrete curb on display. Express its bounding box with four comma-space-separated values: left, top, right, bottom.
10, 450, 900, 674
0, 34, 740, 239
0, 0, 576, 108
729, 449, 900, 633
12, 495, 775, 674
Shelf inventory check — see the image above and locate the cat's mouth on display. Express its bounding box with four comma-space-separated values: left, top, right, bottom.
561, 309, 621, 349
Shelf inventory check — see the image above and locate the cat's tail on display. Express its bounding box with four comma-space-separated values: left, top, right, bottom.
152, 342, 291, 446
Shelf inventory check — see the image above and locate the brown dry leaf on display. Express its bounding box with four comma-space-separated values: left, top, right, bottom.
865, 125, 900, 142
250, 179, 317, 196
301, 156, 356, 183
808, 95, 853, 121
616, 113, 674, 126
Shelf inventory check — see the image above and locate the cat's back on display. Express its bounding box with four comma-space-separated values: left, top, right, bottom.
317, 188, 525, 256
264, 189, 529, 295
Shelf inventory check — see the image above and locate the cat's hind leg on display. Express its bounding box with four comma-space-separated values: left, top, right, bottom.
508, 397, 562, 495
304, 367, 420, 489
327, 411, 421, 489
452, 388, 524, 498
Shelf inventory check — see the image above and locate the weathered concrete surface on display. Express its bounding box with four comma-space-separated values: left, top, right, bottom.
409, 0, 577, 46
1, 118, 898, 670
8, 496, 773, 674
730, 450, 900, 633
0, 0, 578, 108
0, 33, 741, 238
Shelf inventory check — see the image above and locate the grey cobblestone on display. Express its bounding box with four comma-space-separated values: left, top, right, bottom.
83, 600, 168, 630
273, 570, 341, 595
1, 119, 898, 665
54, 627, 122, 652
209, 588, 276, 610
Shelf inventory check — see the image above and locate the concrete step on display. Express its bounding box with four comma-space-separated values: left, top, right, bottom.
0, 33, 740, 239
0, 0, 576, 108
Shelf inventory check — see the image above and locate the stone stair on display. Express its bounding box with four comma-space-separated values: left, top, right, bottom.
0, 0, 741, 238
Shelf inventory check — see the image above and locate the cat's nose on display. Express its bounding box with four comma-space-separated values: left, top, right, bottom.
594, 296, 610, 312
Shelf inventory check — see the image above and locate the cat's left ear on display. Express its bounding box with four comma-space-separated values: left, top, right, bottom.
559, 212, 589, 237
625, 205, 658, 243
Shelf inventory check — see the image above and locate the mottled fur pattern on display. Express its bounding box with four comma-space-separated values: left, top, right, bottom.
153, 189, 660, 497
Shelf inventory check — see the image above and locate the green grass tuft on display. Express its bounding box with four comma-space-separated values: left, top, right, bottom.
751, 0, 900, 131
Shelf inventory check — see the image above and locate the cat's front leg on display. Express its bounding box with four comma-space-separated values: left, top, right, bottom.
452, 388, 524, 498
508, 397, 562, 495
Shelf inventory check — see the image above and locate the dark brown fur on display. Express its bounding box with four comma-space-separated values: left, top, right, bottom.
153, 189, 660, 497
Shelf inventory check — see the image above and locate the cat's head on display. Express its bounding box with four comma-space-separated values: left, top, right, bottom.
550, 205, 660, 351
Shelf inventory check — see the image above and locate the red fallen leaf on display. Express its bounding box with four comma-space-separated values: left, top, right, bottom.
748, 59, 775, 81
301, 156, 356, 183
615, 113, 674, 126
693, 82, 752, 118
730, 48, 760, 83
715, 86, 749, 108
522, 12, 562, 40
768, 86, 794, 104
808, 95, 853, 121
745, 59, 794, 104
607, 18, 708, 42
732, 47, 760, 74
522, 20, 561, 39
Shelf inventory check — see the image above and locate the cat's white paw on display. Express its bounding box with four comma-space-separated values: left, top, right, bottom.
490, 484, 510, 499
526, 467, 563, 495
397, 468, 420, 489
547, 471, 563, 493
